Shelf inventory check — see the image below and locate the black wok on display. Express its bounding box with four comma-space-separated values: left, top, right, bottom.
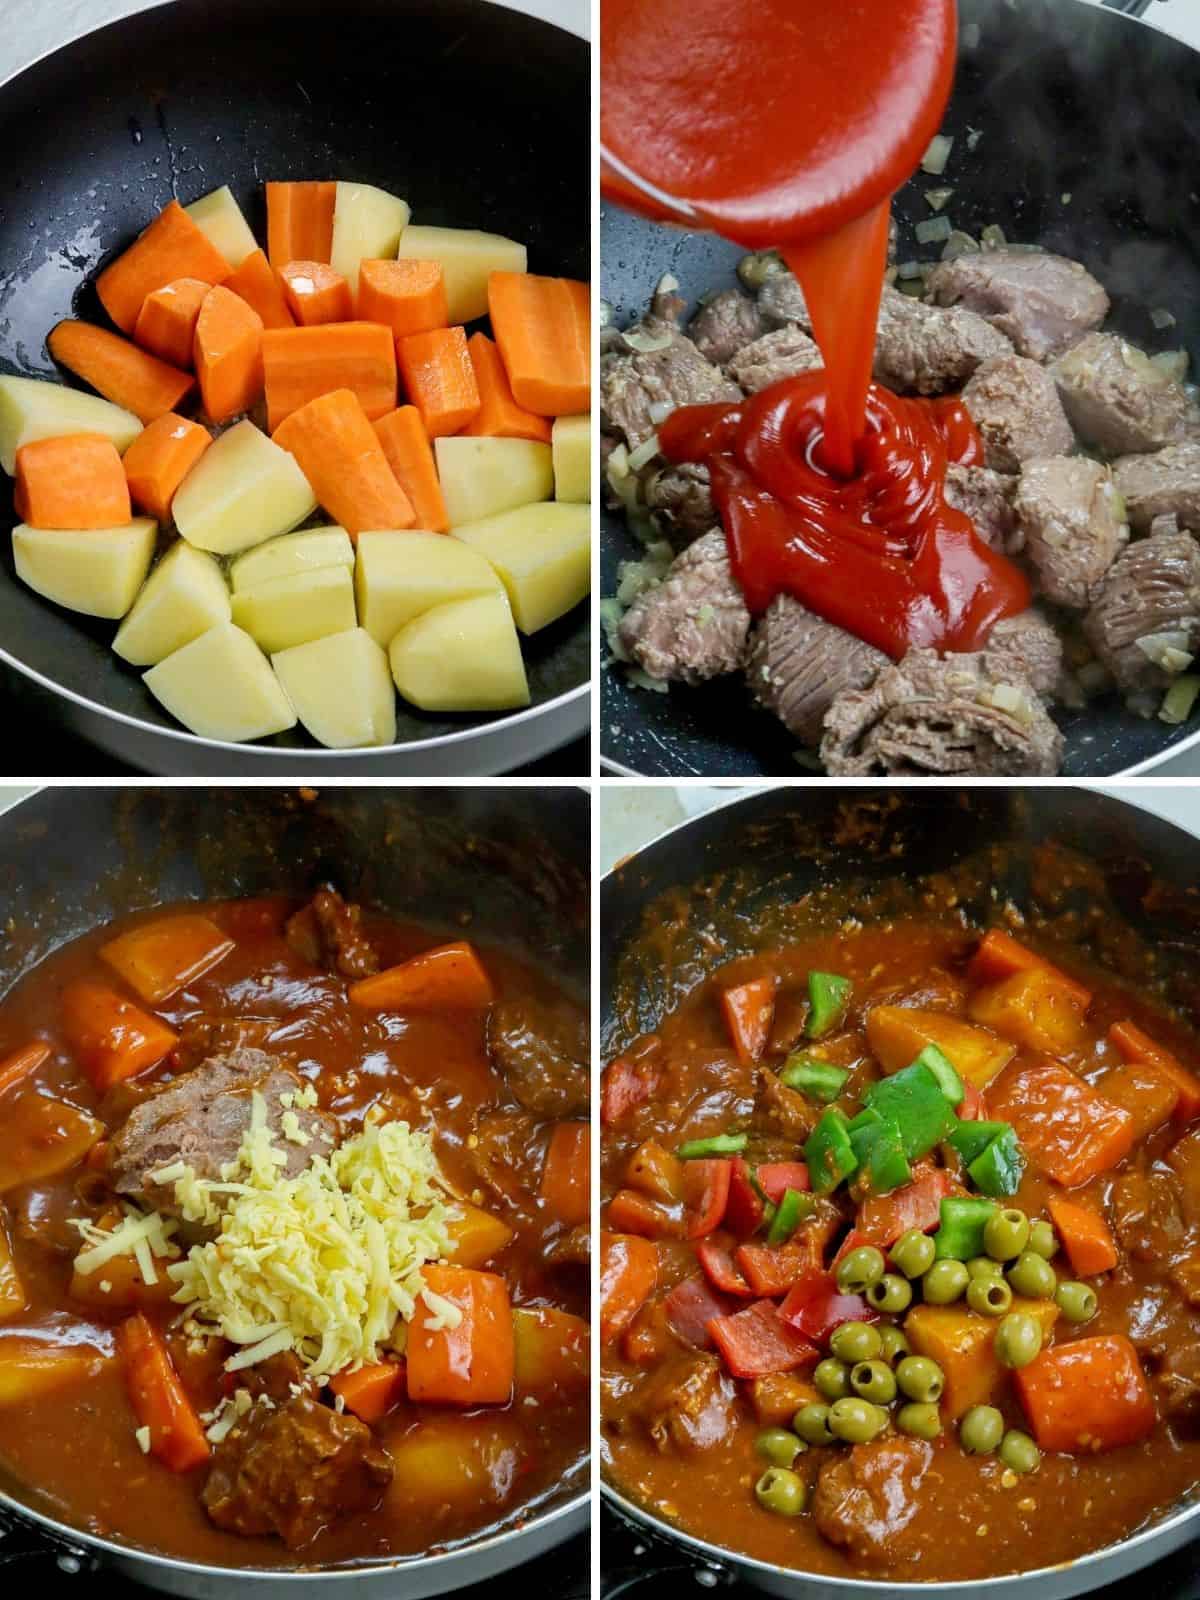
600, 0, 1200, 777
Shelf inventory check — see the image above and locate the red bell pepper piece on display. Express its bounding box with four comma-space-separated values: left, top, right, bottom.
696, 1239, 756, 1298
756, 1162, 811, 1205
663, 1273, 736, 1348
779, 1270, 876, 1346
856, 1165, 961, 1249
709, 1298, 817, 1378
832, 1226, 871, 1268
683, 1159, 733, 1239
720, 976, 776, 1064
957, 1081, 986, 1121
606, 1188, 676, 1238
736, 1240, 818, 1297
601, 1054, 659, 1125
724, 1157, 766, 1235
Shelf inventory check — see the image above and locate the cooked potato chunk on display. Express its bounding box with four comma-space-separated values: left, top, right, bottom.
13, 519, 156, 619
0, 376, 141, 475
355, 529, 502, 645
271, 628, 396, 748
230, 525, 354, 592
382, 1414, 528, 1516
453, 502, 589, 633
0, 1340, 106, 1406
173, 420, 317, 555
552, 413, 591, 503
143, 622, 297, 741
389, 591, 529, 711
434, 437, 553, 527
113, 542, 231, 666
330, 182, 411, 297
184, 185, 258, 268
231, 565, 357, 653
394, 225, 527, 324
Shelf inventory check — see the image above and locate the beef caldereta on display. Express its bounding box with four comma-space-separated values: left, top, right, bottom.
601, 912, 1200, 1580
0, 889, 589, 1565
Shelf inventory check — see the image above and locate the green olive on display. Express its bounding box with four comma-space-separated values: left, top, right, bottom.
827, 1397, 888, 1444
922, 1258, 969, 1304
850, 1358, 897, 1405
984, 1207, 1031, 1263
994, 1311, 1043, 1370
891, 1228, 936, 1280
793, 1402, 834, 1446
814, 1357, 851, 1400
960, 1404, 1005, 1455
1007, 1249, 1057, 1300
836, 1245, 886, 1295
866, 1272, 913, 1314
896, 1401, 942, 1440
1028, 1219, 1058, 1259
968, 1255, 1005, 1281
966, 1274, 1013, 1317
896, 1354, 945, 1404
878, 1325, 910, 1365
1055, 1280, 1098, 1324
829, 1320, 883, 1364
999, 1428, 1042, 1475
755, 1426, 804, 1467
755, 1466, 807, 1516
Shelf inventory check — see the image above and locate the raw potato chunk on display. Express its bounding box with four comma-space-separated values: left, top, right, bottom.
0, 376, 141, 474
143, 622, 297, 741
13, 519, 156, 618
552, 414, 591, 503
113, 542, 231, 665
355, 529, 502, 645
453, 502, 590, 633
230, 525, 354, 591
434, 437, 553, 527
173, 420, 317, 555
231, 564, 357, 654
330, 182, 411, 297
395, 226, 526, 324
184, 186, 258, 269
272, 627, 396, 748
390, 591, 529, 711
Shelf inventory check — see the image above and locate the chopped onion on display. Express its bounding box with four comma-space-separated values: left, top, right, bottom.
648, 399, 674, 425
897, 279, 925, 298
626, 434, 660, 472
942, 230, 981, 260
1135, 631, 1194, 673
916, 216, 953, 246
655, 272, 680, 296
599, 300, 613, 328
626, 667, 670, 695
925, 188, 954, 212
1151, 307, 1179, 330
737, 251, 786, 290
1161, 675, 1200, 725
1152, 350, 1189, 384
921, 134, 954, 176
621, 327, 673, 355
896, 259, 925, 281
963, 21, 981, 48
966, 127, 984, 153
1061, 192, 1073, 206
981, 223, 1008, 250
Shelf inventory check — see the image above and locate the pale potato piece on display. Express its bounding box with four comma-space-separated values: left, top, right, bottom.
552, 413, 591, 503
389, 592, 529, 711
0, 376, 141, 475
113, 542, 231, 665
271, 628, 396, 748
231, 565, 357, 654
230, 526, 354, 592
174, 420, 317, 555
434, 437, 553, 528
394, 225, 526, 325
13, 519, 156, 619
184, 186, 258, 268
330, 182, 411, 297
355, 529, 502, 645
143, 623, 296, 742
453, 502, 589, 633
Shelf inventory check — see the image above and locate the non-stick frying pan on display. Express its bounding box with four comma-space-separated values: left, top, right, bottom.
0, 0, 589, 777
600, 0, 1200, 777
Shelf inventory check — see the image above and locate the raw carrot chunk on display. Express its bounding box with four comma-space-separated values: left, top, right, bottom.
709, 1299, 816, 1379
396, 325, 481, 438
348, 940, 493, 1010
266, 181, 337, 269
48, 321, 194, 424
194, 285, 264, 424
224, 248, 295, 330
373, 407, 449, 532
1015, 1334, 1156, 1453
262, 322, 397, 432
97, 199, 231, 334
1110, 1020, 1200, 1121
116, 1313, 210, 1472
1046, 1195, 1118, 1276
134, 277, 210, 369
601, 1231, 658, 1345
14, 434, 131, 529
330, 1360, 406, 1424
541, 1121, 590, 1226
122, 413, 212, 524
61, 979, 178, 1092
487, 272, 590, 416
406, 1265, 514, 1405
720, 976, 776, 1064
968, 966, 1089, 1057
358, 258, 448, 337
968, 928, 1092, 1006
272, 388, 414, 538
0, 1041, 51, 1100
462, 332, 552, 442
986, 1057, 1135, 1188
100, 913, 234, 1005
279, 261, 354, 326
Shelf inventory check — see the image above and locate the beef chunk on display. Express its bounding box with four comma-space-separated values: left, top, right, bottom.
874, 286, 1013, 395
821, 648, 1064, 776
623, 1353, 738, 1454
962, 355, 1075, 472
1113, 440, 1200, 533
755, 268, 812, 330
470, 1108, 543, 1207
487, 994, 589, 1118
944, 464, 1021, 554
745, 595, 887, 745
1110, 1170, 1184, 1264
926, 248, 1110, 362
641, 462, 715, 549
601, 294, 741, 451
984, 609, 1064, 700
285, 889, 379, 980
753, 1064, 822, 1142
617, 528, 751, 684
203, 1389, 392, 1547
812, 1437, 933, 1568
728, 326, 823, 393
1014, 457, 1129, 609
108, 1049, 338, 1215
1052, 332, 1193, 455
687, 288, 770, 366
1083, 526, 1200, 695
547, 1222, 590, 1269
175, 1015, 276, 1071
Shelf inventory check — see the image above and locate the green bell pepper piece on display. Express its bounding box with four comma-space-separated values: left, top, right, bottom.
804, 1109, 859, 1195
909, 1043, 964, 1107
766, 1187, 815, 1246
677, 1133, 749, 1159
932, 1195, 998, 1260
806, 972, 852, 1039
948, 1120, 1013, 1168
968, 1127, 1026, 1198
847, 1108, 912, 1196
863, 1062, 957, 1161
779, 1054, 849, 1103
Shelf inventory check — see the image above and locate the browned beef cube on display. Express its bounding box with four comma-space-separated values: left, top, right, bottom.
927, 248, 1109, 362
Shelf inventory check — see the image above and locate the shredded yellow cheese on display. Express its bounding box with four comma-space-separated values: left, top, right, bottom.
71, 1206, 180, 1277
134, 1425, 152, 1454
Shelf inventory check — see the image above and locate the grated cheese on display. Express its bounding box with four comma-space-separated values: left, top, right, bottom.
421, 1287, 465, 1333
71, 1207, 180, 1278
135, 1425, 152, 1454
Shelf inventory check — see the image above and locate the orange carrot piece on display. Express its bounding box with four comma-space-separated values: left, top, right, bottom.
487, 271, 590, 416
601, 1231, 658, 1345
116, 1312, 210, 1472
262, 322, 397, 433
329, 1360, 406, 1424
542, 1122, 590, 1226
122, 413, 212, 524
1110, 1019, 1200, 1121
61, 980, 178, 1093
266, 181, 337, 270
279, 260, 354, 326
372, 407, 449, 532
357, 258, 448, 337
133, 277, 210, 369
100, 913, 235, 1005
272, 387, 413, 538
1015, 1334, 1155, 1453
48, 320, 193, 424
0, 1041, 51, 1100
1046, 1195, 1118, 1276
14, 434, 131, 529
968, 928, 1092, 1007
193, 285, 264, 424
348, 940, 494, 1010
406, 1265, 514, 1405
720, 976, 776, 1065
224, 248, 295, 330
97, 199, 231, 335
396, 325, 481, 438
462, 331, 552, 442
